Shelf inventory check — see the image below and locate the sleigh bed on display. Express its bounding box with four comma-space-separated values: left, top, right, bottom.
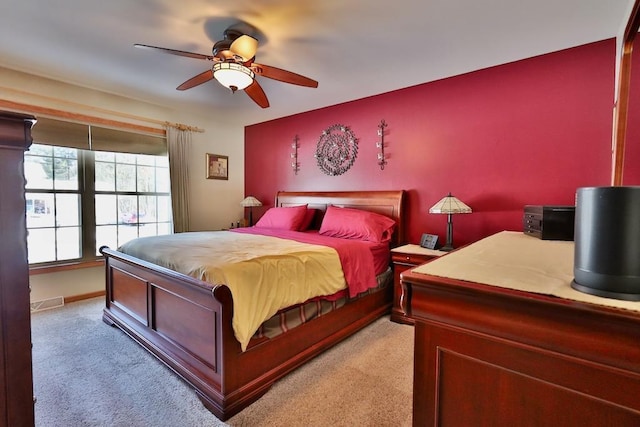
100, 190, 405, 420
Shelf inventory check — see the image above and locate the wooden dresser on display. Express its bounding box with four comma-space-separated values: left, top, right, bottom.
401, 232, 640, 426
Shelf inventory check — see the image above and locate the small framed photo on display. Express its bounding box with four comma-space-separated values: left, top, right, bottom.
420, 233, 439, 250
206, 153, 228, 180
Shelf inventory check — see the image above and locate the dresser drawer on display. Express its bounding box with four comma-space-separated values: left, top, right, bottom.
523, 212, 542, 238
392, 252, 432, 266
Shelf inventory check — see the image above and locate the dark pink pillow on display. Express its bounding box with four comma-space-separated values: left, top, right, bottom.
298, 208, 319, 231
319, 205, 396, 243
254, 205, 308, 230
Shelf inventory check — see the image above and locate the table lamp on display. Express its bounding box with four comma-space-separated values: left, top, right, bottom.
429, 193, 472, 251
240, 196, 262, 226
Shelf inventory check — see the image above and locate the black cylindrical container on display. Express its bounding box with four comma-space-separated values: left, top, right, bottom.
572, 186, 640, 301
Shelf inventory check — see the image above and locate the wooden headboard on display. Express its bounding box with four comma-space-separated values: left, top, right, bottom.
275, 190, 406, 247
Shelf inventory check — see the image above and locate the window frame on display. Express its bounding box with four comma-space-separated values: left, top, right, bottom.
25, 145, 172, 268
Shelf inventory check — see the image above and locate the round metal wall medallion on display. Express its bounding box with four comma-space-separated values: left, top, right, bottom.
314, 124, 358, 176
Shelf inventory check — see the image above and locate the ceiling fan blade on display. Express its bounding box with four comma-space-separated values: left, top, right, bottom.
134, 44, 214, 61
252, 63, 318, 88
244, 80, 269, 108
230, 35, 258, 62
176, 70, 214, 91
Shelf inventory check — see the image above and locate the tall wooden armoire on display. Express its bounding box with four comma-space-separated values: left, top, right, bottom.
0, 111, 36, 427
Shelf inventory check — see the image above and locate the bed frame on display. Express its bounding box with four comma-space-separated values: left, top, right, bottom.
100, 190, 405, 420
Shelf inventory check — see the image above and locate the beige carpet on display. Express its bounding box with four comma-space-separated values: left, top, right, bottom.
229, 313, 414, 426
32, 298, 414, 426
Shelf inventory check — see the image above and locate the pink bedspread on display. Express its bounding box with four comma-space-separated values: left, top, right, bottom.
232, 228, 386, 298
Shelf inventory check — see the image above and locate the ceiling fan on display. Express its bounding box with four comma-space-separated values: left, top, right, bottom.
135, 27, 318, 108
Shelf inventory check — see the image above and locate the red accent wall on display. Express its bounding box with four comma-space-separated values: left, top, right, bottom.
246, 40, 623, 246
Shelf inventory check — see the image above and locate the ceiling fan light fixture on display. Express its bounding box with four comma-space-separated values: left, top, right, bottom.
213, 62, 254, 92
230, 34, 258, 61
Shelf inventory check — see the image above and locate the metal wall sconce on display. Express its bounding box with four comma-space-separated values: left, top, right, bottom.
291, 135, 299, 174
376, 119, 388, 170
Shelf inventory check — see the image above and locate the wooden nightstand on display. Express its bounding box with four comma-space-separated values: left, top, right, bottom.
390, 244, 447, 324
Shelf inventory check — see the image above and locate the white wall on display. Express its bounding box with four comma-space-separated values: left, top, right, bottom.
175, 108, 248, 231
0, 66, 247, 301
29, 267, 104, 302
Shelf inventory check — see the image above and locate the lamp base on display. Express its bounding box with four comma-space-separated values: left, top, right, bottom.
441, 214, 454, 251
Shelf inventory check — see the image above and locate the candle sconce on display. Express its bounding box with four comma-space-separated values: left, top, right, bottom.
291, 135, 299, 174
376, 119, 388, 170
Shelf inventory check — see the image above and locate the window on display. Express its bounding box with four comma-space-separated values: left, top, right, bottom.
94, 151, 172, 252
25, 144, 81, 263
24, 118, 170, 266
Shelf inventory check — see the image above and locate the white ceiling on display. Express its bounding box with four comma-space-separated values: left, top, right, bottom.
0, 0, 631, 126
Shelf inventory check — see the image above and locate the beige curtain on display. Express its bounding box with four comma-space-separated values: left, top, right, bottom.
166, 126, 191, 233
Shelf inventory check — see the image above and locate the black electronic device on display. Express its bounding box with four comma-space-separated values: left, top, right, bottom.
572, 186, 640, 301
420, 233, 439, 250
523, 205, 575, 241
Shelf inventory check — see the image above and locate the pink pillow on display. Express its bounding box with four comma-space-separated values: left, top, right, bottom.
298, 208, 319, 231
319, 205, 396, 243
254, 205, 308, 230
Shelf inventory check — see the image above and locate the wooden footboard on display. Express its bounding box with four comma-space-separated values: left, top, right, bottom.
100, 191, 405, 420
101, 246, 392, 420
101, 248, 233, 413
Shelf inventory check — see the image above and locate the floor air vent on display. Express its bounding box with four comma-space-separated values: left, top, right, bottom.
30, 296, 64, 313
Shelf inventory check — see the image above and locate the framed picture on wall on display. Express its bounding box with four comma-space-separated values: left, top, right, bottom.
206, 153, 228, 180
